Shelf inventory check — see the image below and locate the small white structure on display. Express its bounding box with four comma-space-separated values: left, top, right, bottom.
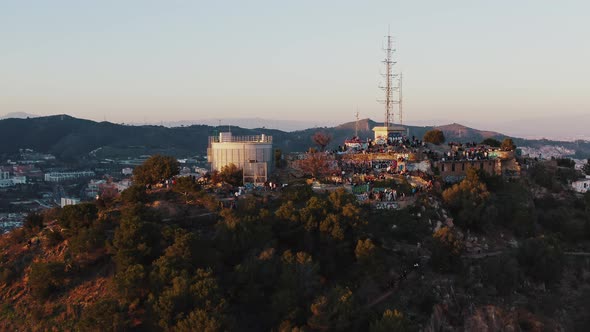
122, 167, 133, 176
572, 176, 590, 193
61, 197, 81, 208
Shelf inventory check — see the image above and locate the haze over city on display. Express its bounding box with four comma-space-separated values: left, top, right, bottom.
1, 0, 589, 139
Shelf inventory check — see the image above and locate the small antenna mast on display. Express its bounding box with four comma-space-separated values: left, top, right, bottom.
355, 109, 360, 137
398, 72, 403, 125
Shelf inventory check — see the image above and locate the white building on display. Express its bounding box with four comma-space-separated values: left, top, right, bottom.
572, 176, 590, 193
207, 132, 274, 184
0, 171, 10, 180
122, 167, 133, 175
44, 171, 95, 182
61, 197, 81, 208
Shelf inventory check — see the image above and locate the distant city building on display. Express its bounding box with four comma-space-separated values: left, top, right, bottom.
122, 167, 133, 175
115, 179, 132, 192
207, 132, 273, 184
0, 174, 26, 188
572, 176, 590, 193
44, 171, 95, 182
60, 197, 81, 208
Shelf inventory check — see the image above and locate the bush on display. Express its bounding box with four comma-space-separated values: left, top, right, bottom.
120, 184, 148, 204
68, 225, 106, 255
0, 266, 17, 285
23, 213, 43, 231
481, 138, 501, 147
369, 309, 411, 332
78, 299, 126, 331
517, 236, 564, 286
29, 262, 66, 299
483, 255, 520, 295
423, 130, 445, 145
430, 227, 464, 273
58, 203, 98, 230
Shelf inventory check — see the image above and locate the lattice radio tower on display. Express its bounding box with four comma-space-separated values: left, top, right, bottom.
398, 72, 403, 125
379, 32, 399, 131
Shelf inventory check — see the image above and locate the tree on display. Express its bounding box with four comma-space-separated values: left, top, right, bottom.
133, 155, 180, 186
58, 202, 98, 230
355, 238, 376, 262
369, 309, 411, 332
442, 168, 490, 229
517, 236, 564, 286
501, 138, 516, 151
312, 131, 332, 152
423, 129, 445, 145
430, 226, 464, 273
295, 151, 334, 179
481, 138, 501, 147
219, 163, 243, 186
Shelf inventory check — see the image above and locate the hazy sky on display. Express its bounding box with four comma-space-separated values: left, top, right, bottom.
1, 1, 588, 137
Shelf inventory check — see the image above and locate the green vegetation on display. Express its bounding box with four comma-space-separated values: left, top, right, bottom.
481, 138, 501, 147
133, 154, 180, 185
2, 151, 590, 331
211, 163, 243, 186
29, 262, 66, 299
501, 138, 516, 151
442, 168, 490, 230
423, 129, 445, 145
517, 236, 564, 286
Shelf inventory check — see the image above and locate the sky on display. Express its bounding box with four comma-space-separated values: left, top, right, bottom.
1, 1, 589, 138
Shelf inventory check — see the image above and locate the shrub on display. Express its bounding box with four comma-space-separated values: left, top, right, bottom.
78, 299, 126, 331
423, 129, 445, 145
29, 262, 66, 299
58, 203, 98, 230
517, 236, 564, 286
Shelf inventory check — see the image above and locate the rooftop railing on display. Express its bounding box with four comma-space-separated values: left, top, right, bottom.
209, 135, 273, 144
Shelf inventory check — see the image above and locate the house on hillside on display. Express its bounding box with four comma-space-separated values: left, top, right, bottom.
572, 176, 590, 193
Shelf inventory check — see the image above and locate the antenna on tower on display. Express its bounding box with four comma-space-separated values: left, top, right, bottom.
378, 31, 398, 130
398, 72, 403, 125
355, 109, 360, 137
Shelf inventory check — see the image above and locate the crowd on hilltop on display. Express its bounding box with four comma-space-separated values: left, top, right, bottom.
338, 136, 425, 155
442, 143, 501, 162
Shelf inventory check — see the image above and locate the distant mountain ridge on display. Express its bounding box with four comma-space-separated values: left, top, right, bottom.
0, 114, 588, 160
0, 112, 38, 120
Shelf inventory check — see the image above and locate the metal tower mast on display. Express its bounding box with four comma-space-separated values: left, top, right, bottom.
398, 72, 403, 125
355, 110, 360, 137
379, 33, 397, 131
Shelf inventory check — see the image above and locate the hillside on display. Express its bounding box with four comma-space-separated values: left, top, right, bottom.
1, 115, 589, 160
1, 165, 589, 330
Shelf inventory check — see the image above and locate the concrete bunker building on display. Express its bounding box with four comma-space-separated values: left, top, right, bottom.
207, 132, 274, 184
